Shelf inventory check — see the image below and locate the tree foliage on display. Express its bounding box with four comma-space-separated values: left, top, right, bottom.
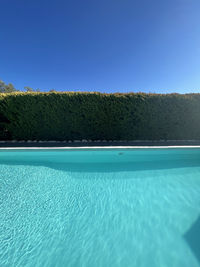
0, 79, 41, 93
0, 80, 17, 93
24, 86, 34, 92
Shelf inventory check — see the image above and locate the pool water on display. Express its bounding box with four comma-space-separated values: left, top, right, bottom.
0, 149, 200, 267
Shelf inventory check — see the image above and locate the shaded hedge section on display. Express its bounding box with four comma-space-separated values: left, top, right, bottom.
0, 92, 200, 141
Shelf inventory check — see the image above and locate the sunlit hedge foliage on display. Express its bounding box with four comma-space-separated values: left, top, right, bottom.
0, 92, 200, 140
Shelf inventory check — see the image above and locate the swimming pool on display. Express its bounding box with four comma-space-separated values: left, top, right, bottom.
0, 148, 200, 267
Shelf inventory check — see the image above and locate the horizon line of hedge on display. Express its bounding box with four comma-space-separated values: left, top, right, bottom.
1, 91, 200, 95
1, 92, 200, 141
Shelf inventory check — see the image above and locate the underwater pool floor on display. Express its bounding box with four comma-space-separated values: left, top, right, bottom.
0, 149, 200, 267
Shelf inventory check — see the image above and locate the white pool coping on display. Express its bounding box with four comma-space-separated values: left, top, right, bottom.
1, 146, 200, 149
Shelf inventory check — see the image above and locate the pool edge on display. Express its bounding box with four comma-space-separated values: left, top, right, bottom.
1, 145, 200, 149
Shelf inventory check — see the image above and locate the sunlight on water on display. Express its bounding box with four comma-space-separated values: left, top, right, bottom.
0, 149, 200, 267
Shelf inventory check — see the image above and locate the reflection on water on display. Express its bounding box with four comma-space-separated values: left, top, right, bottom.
1, 149, 200, 174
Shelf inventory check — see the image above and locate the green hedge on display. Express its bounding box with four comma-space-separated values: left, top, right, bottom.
0, 92, 200, 140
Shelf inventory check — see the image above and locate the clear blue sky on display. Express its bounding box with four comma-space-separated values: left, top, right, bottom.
1, 0, 200, 93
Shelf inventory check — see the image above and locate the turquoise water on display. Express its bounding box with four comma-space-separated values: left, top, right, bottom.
0, 149, 200, 267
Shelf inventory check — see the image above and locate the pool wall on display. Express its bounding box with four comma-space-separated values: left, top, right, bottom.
1, 140, 200, 149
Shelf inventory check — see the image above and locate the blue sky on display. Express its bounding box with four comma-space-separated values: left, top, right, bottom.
1, 0, 200, 93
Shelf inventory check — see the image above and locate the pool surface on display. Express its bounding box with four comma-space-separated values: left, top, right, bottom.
0, 149, 200, 267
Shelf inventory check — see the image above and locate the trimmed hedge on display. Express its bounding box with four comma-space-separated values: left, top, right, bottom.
0, 92, 200, 141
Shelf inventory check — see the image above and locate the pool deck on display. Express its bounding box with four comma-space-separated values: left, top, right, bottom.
1, 140, 200, 149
